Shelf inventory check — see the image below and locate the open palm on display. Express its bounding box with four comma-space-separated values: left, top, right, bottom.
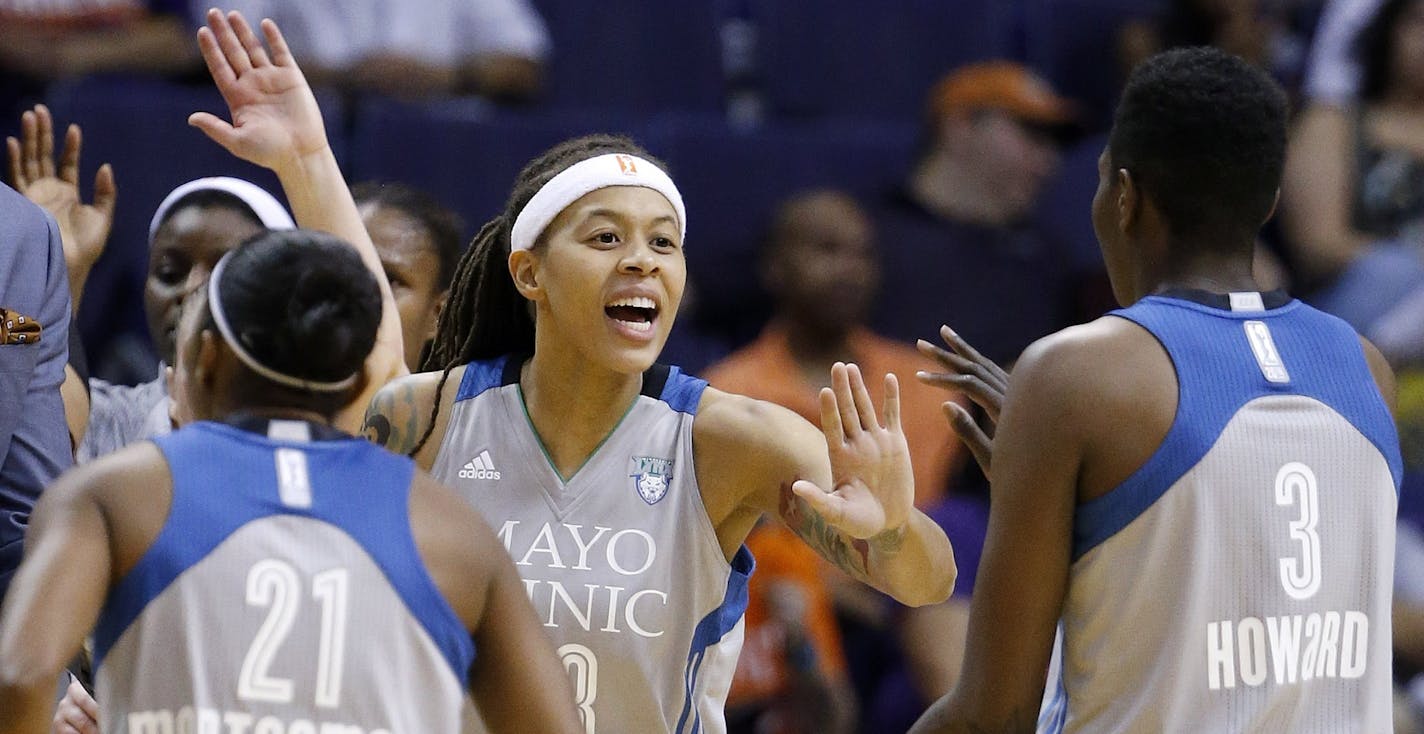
793, 363, 915, 539
189, 9, 329, 172
6, 105, 114, 278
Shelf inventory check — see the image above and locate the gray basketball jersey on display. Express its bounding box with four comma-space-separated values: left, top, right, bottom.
432, 358, 753, 734
94, 420, 477, 734
1038, 294, 1402, 733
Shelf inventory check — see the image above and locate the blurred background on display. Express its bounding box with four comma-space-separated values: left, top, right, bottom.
4, 1, 1423, 732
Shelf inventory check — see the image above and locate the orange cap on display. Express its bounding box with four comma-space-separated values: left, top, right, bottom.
928, 62, 1075, 126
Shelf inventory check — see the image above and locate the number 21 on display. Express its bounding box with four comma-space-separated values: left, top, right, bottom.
237, 560, 350, 707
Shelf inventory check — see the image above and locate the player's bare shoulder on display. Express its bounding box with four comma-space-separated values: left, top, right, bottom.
362, 365, 468, 465
693, 387, 820, 467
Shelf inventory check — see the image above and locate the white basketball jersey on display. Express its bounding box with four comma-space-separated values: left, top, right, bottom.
432, 358, 753, 734
1038, 293, 1401, 733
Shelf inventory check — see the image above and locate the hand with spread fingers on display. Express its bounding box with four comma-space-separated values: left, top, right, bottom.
6, 104, 115, 305
792, 362, 915, 541
188, 9, 329, 173
916, 325, 1008, 475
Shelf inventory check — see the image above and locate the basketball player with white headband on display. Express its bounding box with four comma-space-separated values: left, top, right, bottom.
185, 10, 957, 733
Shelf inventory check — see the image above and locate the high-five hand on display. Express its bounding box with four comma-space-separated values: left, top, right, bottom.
792, 362, 914, 540
188, 9, 328, 172
6, 104, 115, 289
917, 325, 1008, 474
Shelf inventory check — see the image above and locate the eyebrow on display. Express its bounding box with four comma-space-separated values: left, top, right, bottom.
584, 208, 677, 227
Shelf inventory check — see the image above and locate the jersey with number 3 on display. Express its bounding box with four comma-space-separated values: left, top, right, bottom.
1037, 294, 1402, 733
432, 357, 753, 734
92, 420, 477, 734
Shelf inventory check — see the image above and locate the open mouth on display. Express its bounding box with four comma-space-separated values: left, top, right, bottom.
604, 296, 658, 335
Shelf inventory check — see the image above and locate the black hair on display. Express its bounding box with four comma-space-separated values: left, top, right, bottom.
1108, 47, 1288, 248
197, 229, 382, 418
351, 181, 465, 291
410, 134, 667, 455
1357, 0, 1421, 103
154, 189, 264, 238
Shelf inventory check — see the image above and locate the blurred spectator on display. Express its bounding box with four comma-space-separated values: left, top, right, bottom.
705, 190, 967, 733
1282, 0, 1424, 288
1118, 0, 1314, 92
0, 0, 199, 118
726, 520, 856, 734
352, 181, 464, 370
213, 0, 551, 101
1305, 0, 1387, 105
703, 190, 965, 509
0, 182, 71, 603
866, 488, 991, 734
870, 62, 1080, 366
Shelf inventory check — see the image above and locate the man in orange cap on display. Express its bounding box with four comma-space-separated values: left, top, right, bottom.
871, 61, 1081, 369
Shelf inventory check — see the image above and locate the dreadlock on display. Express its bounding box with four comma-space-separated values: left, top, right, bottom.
408, 133, 668, 456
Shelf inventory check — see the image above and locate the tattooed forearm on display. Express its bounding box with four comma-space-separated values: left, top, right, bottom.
777, 482, 875, 583
362, 382, 425, 454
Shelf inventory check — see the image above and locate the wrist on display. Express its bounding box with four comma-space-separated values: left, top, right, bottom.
869, 521, 908, 554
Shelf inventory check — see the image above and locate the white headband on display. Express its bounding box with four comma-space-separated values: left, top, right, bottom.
509, 153, 686, 252
150, 176, 295, 244
206, 251, 359, 393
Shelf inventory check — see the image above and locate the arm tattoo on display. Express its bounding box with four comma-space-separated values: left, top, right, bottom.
362, 383, 424, 454
778, 482, 875, 584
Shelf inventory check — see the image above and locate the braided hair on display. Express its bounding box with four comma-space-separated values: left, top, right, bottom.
408, 134, 668, 455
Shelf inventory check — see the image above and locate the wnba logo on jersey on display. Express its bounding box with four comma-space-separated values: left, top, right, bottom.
629, 456, 672, 505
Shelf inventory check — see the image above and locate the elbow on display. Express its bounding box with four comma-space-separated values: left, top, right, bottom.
901, 564, 957, 608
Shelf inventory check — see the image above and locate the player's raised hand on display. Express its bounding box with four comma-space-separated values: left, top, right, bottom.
7, 104, 115, 283
917, 324, 1007, 474
189, 9, 328, 173
792, 363, 914, 540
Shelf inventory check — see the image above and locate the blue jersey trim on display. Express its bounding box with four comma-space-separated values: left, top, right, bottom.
676, 545, 754, 734
660, 366, 707, 416
94, 422, 476, 685
455, 355, 512, 402
1072, 296, 1402, 561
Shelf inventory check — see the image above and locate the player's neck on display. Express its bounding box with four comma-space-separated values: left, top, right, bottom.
218, 406, 333, 427
1150, 253, 1260, 299
520, 346, 644, 477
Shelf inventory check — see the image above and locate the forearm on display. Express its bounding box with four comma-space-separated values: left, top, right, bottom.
908, 693, 1038, 734
865, 510, 956, 607
0, 680, 55, 734
273, 148, 406, 387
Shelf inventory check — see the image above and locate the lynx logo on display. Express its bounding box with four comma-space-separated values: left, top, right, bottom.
630, 456, 673, 505
459, 450, 501, 480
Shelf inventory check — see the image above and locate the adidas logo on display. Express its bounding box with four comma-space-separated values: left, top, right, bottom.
458, 450, 501, 480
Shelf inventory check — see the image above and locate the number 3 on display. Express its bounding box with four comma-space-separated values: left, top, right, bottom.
558, 643, 598, 734
1275, 462, 1322, 601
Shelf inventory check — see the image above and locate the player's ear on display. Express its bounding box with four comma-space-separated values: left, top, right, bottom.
509, 249, 543, 303
1116, 167, 1139, 234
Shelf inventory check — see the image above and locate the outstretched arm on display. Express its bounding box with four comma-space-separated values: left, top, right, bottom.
189, 9, 408, 429
909, 338, 1082, 734
703, 363, 956, 607
0, 465, 112, 734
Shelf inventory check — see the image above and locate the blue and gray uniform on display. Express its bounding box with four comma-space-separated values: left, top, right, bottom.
95, 420, 476, 733
432, 357, 753, 734
1039, 292, 1401, 733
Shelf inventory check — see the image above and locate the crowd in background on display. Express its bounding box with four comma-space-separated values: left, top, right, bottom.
2, 0, 1423, 732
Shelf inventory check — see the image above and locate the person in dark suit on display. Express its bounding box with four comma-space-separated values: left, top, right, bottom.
0, 181, 72, 603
